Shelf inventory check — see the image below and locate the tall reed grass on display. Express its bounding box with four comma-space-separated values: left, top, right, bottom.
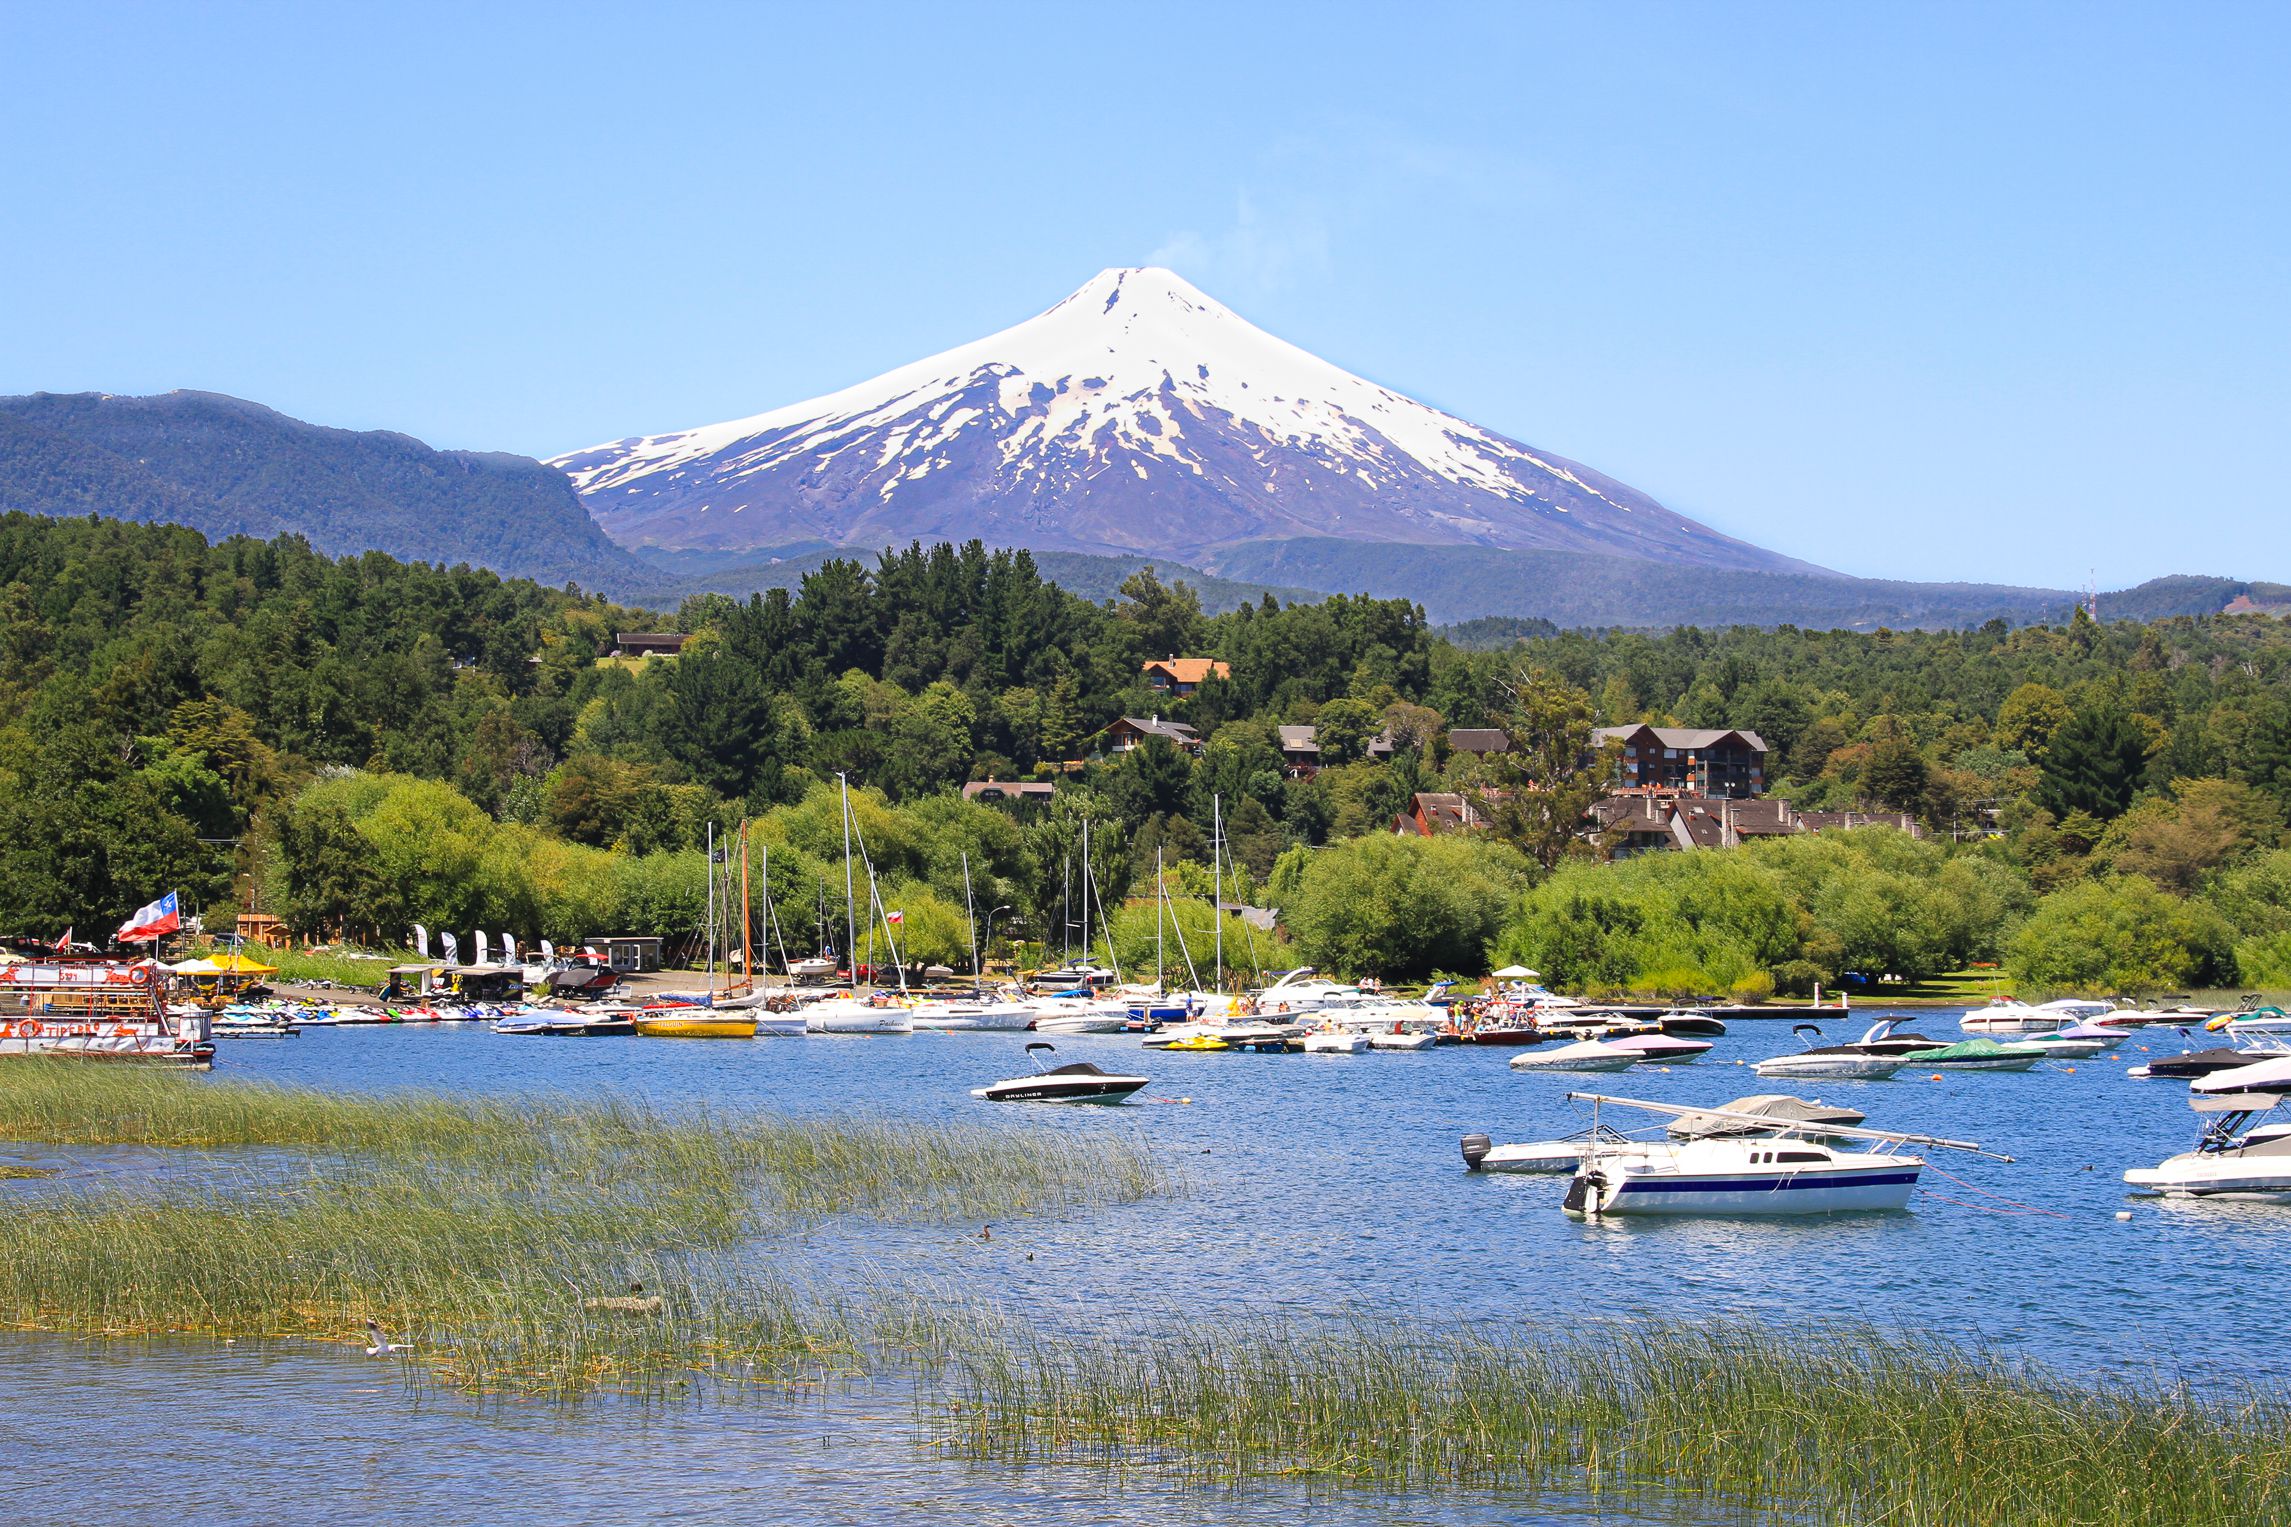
0, 1064, 1162, 1396
935, 1317, 2291, 1526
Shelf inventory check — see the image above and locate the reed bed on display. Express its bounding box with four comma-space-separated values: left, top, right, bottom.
935, 1317, 2291, 1527
0, 1064, 1162, 1396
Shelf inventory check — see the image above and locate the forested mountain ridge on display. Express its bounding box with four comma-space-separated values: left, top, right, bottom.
0, 390, 656, 594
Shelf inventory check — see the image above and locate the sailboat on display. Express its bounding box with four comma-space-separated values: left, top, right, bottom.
909, 852, 1032, 1031
1558, 1092, 2010, 1218
635, 821, 758, 1039
1027, 816, 1130, 1033
803, 776, 914, 1035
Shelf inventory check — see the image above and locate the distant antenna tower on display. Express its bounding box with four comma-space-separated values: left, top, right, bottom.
2087, 569, 2100, 622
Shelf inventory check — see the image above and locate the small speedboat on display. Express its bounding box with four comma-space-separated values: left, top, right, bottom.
1460, 1123, 1636, 1174
1509, 1039, 1642, 1073
2193, 1054, 2291, 1097
1303, 1029, 1371, 1054
2127, 1094, 2291, 1201
1899, 1037, 2047, 1072
1151, 1031, 1231, 1052
1462, 1023, 1545, 1046
971, 1043, 1150, 1104
1368, 1030, 1437, 1051
2012, 1032, 2112, 1060
1665, 1094, 1867, 1141
1654, 1011, 1729, 1038
1960, 997, 2071, 1034
1753, 1025, 1903, 1081
2130, 1034, 2291, 1080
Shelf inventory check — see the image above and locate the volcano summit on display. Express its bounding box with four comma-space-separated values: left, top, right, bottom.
553, 268, 1815, 575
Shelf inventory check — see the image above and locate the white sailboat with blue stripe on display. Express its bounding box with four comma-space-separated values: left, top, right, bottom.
1558, 1093, 2009, 1218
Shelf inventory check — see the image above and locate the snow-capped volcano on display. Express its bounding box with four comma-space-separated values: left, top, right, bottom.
553, 268, 1808, 572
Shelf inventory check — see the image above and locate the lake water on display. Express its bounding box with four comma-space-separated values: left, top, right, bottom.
3, 1013, 2275, 1524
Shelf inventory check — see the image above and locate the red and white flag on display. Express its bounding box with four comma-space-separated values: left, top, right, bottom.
885, 910, 904, 925
116, 892, 181, 944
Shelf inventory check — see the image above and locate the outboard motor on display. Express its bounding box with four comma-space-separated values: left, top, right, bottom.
1459, 1133, 1493, 1172
1562, 1171, 1603, 1216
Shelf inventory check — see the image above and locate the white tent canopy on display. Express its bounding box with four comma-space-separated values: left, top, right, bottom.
1491, 965, 1541, 979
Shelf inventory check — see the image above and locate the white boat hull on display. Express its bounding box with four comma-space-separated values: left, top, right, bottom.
1577, 1163, 1922, 1215
1029, 1010, 1130, 1035
1513, 1040, 1643, 1073
1368, 1031, 1437, 1051
2125, 1157, 2291, 1200
1477, 1140, 1594, 1173
804, 1002, 913, 1035
1303, 1031, 1371, 1054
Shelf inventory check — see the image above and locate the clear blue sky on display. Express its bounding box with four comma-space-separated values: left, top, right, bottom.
3, 2, 2284, 588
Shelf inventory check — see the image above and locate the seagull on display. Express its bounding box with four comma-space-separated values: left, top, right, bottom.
364, 1319, 409, 1357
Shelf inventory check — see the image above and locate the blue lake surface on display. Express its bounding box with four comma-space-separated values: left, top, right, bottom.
3, 1013, 2277, 1524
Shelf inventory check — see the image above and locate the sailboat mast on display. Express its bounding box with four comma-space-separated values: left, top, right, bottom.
1156, 846, 1165, 992
1080, 818, 1091, 968
704, 820, 717, 995
840, 774, 858, 995
1212, 793, 1223, 994
963, 852, 980, 995
1062, 852, 1072, 964
739, 819, 754, 995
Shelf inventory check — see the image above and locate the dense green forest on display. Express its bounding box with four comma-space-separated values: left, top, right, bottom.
1, 511, 2286, 994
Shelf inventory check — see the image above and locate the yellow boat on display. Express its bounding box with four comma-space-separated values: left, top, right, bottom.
1162, 1033, 1229, 1052
632, 1011, 757, 1039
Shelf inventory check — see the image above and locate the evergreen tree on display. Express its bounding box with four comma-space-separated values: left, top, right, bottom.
2038, 703, 2150, 820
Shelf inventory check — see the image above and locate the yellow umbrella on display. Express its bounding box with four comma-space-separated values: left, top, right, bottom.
208, 951, 280, 975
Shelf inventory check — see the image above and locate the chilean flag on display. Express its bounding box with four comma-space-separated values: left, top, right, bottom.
885, 910, 903, 925
117, 891, 181, 944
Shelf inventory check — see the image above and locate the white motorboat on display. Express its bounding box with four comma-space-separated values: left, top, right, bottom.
1664, 1094, 1867, 1141
1251, 968, 1375, 1016
1302, 1028, 1371, 1054
1960, 997, 2071, 1034
1752, 1024, 1904, 1080
2126, 1093, 2291, 1201
2039, 998, 2124, 1023
1509, 1039, 1642, 1073
1606, 1033, 1712, 1064
970, 1043, 1150, 1104
2192, 1054, 2291, 1097
1460, 1123, 1635, 1174
1368, 1030, 1437, 1051
786, 955, 838, 984
1556, 1092, 2006, 1218
2011, 1032, 2111, 1059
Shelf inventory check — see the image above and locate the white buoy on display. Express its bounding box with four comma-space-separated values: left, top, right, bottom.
2114, 1210, 2133, 1221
